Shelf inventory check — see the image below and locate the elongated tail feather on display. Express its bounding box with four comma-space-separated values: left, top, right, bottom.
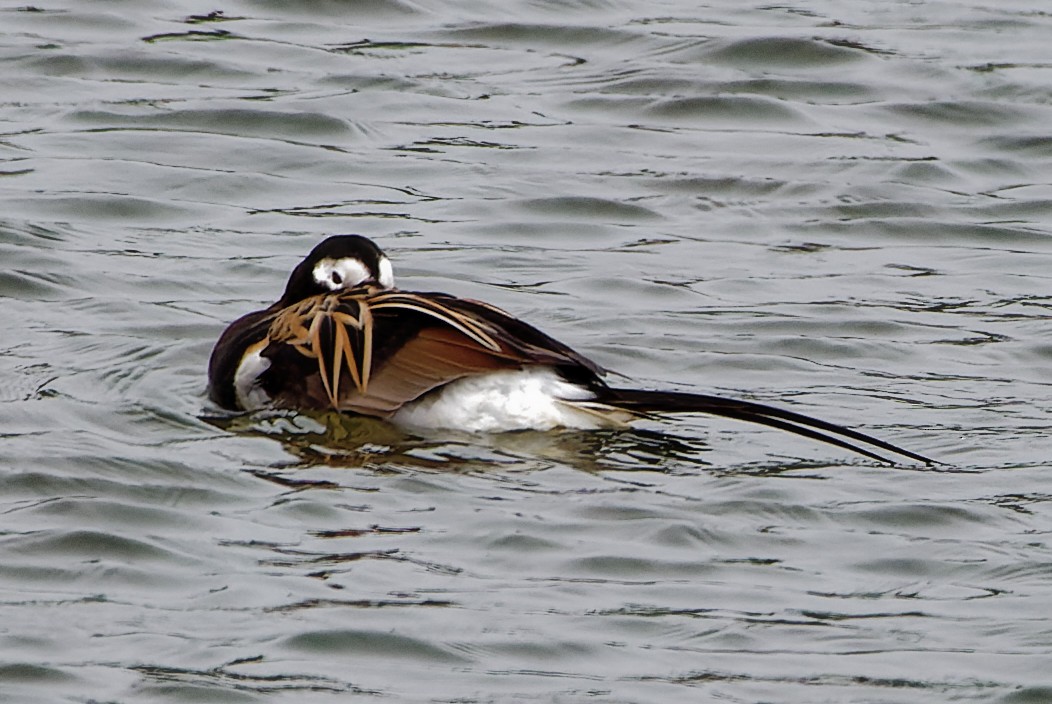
607, 388, 933, 465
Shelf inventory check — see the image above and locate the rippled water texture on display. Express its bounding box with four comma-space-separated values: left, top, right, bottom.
3, 1, 1052, 702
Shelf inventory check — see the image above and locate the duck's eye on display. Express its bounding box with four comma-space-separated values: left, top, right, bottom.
331, 271, 343, 285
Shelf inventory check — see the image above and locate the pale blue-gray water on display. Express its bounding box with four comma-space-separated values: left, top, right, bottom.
2, 1, 1051, 702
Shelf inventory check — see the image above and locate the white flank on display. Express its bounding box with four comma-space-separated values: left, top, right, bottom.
234, 345, 271, 410
392, 368, 625, 432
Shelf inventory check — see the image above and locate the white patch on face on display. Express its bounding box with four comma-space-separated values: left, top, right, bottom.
377, 256, 394, 289
312, 257, 372, 291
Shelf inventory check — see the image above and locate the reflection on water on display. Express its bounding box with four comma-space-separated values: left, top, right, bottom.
3, 1, 1052, 703
207, 407, 722, 474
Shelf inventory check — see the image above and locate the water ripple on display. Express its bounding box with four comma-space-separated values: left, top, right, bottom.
3, 2, 1052, 703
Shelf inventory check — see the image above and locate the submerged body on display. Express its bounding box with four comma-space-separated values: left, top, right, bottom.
208, 235, 932, 464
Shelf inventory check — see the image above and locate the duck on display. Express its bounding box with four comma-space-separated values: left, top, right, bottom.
207, 234, 932, 464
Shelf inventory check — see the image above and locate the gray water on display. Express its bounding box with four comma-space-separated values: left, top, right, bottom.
3, 1, 1052, 702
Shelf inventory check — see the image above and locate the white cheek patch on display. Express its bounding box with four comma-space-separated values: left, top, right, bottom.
377, 257, 394, 288
313, 257, 371, 291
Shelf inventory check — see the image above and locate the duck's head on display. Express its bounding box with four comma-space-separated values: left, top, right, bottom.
278, 235, 394, 306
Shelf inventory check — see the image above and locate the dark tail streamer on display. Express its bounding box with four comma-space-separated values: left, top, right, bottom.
607, 388, 933, 465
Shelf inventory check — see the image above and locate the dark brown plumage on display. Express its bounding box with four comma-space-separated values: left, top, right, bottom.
208, 235, 934, 465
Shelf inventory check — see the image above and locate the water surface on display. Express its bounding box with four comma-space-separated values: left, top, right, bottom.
2, 1, 1052, 702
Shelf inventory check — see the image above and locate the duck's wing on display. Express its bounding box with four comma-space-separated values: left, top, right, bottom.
262, 288, 604, 417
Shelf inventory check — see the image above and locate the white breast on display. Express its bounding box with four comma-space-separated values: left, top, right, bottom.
392, 367, 631, 432
233, 342, 271, 410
